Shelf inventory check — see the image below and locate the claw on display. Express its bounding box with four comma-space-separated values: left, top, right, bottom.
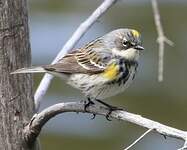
161, 133, 167, 139
106, 106, 123, 121
91, 114, 96, 120
106, 112, 112, 121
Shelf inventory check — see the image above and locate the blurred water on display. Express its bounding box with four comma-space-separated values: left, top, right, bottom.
29, 1, 187, 150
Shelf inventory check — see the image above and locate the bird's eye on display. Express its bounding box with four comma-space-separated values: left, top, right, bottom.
123, 40, 131, 49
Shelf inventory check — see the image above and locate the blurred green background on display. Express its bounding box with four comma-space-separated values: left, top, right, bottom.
28, 0, 187, 149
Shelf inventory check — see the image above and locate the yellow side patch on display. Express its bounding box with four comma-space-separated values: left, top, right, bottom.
131, 29, 140, 38
102, 63, 119, 80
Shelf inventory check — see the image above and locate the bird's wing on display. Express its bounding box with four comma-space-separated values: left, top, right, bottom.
44, 46, 107, 74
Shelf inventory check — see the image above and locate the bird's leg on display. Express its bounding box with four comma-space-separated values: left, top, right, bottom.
84, 97, 96, 119
95, 99, 124, 121
84, 97, 95, 111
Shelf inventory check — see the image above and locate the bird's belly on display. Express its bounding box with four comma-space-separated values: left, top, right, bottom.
67, 68, 135, 99
94, 72, 135, 99
67, 73, 108, 97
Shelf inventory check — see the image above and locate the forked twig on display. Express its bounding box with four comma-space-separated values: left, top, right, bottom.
151, 0, 174, 82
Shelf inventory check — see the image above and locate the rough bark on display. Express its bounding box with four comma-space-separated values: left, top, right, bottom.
0, 0, 35, 149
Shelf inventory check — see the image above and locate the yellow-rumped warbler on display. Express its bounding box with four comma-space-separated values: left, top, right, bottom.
11, 28, 144, 118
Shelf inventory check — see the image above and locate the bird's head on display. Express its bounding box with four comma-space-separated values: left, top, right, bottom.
103, 28, 144, 61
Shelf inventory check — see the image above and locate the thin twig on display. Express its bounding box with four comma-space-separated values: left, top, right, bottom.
124, 128, 154, 150
34, 0, 118, 112
178, 140, 187, 150
24, 101, 187, 149
151, 0, 174, 82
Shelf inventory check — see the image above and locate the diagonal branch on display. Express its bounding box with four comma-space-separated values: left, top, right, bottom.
151, 0, 174, 82
34, 0, 118, 112
24, 101, 187, 149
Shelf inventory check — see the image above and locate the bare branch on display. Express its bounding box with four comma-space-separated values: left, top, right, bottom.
151, 0, 174, 82
24, 101, 187, 148
34, 0, 118, 112
124, 128, 153, 150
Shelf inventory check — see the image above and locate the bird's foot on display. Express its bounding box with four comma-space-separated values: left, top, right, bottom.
84, 98, 95, 111
84, 98, 96, 119
106, 105, 123, 121
95, 99, 124, 121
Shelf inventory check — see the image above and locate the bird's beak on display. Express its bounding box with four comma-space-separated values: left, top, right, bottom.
134, 45, 144, 51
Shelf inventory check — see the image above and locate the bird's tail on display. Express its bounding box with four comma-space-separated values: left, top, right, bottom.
11, 66, 46, 74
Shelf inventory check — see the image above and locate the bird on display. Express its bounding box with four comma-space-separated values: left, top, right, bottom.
11, 28, 144, 119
